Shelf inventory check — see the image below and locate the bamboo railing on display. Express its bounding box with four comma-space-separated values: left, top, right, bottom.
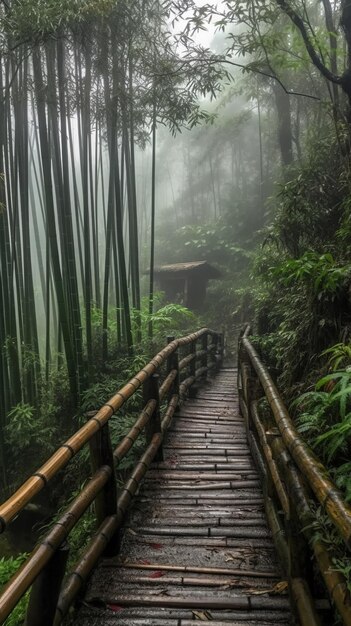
0, 328, 224, 626
238, 324, 351, 626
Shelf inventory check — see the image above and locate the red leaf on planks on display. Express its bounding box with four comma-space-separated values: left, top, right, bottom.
140, 559, 151, 565
148, 570, 165, 578
107, 604, 124, 612
148, 543, 163, 550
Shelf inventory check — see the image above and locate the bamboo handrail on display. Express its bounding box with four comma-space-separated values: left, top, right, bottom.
0, 327, 223, 626
238, 325, 351, 626
0, 328, 216, 532
242, 335, 351, 548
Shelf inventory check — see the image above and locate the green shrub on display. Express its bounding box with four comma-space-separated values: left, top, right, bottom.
0, 554, 29, 625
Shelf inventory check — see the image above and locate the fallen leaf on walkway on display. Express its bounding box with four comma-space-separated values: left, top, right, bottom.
272, 581, 288, 594
107, 604, 124, 612
247, 581, 288, 595
148, 570, 165, 578
140, 559, 151, 565
192, 609, 213, 620
148, 542, 163, 550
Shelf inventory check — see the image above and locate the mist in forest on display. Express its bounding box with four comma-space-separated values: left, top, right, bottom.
3, 4, 351, 626
1, 0, 348, 581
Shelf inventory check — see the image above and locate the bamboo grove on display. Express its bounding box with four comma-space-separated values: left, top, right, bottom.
0, 0, 215, 489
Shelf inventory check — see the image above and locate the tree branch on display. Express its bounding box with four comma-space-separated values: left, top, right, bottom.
275, 0, 342, 86
153, 55, 321, 101
222, 59, 321, 100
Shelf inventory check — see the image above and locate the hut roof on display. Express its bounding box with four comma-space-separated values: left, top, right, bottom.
153, 261, 221, 279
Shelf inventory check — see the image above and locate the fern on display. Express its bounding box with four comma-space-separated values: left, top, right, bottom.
314, 416, 351, 462
321, 343, 351, 371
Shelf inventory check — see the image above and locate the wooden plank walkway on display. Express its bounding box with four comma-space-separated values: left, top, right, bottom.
75, 367, 292, 625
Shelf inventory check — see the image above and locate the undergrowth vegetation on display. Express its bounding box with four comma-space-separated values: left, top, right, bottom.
0, 554, 28, 626
246, 127, 351, 504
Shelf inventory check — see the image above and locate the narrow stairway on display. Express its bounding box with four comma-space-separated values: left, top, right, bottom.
75, 367, 292, 625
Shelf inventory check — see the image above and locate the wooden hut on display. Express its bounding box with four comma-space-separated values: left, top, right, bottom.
153, 261, 221, 310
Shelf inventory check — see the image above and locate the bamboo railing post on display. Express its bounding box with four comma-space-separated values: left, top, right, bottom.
143, 373, 163, 462
89, 423, 119, 555
271, 437, 314, 600
211, 333, 219, 374
239, 342, 254, 434
167, 336, 179, 401
188, 337, 198, 397
201, 333, 208, 379
265, 428, 287, 505
245, 375, 260, 434
24, 542, 69, 626
190, 337, 196, 377
218, 332, 224, 367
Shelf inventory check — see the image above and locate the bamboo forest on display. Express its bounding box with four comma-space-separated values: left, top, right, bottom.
1, 1, 351, 624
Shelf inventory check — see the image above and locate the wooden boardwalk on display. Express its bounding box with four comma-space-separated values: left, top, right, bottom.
75, 367, 292, 625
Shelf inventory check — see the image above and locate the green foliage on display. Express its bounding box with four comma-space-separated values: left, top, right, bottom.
4, 0, 117, 42
321, 343, 351, 372
0, 554, 29, 625
80, 376, 124, 412
110, 413, 146, 474
292, 363, 351, 498
5, 402, 58, 457
249, 126, 351, 389
132, 298, 197, 344
334, 463, 351, 503
5, 404, 35, 449
66, 510, 95, 569
271, 253, 351, 299
305, 502, 351, 598
3, 363, 70, 487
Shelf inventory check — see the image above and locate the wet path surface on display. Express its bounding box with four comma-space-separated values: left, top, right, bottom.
75, 368, 293, 625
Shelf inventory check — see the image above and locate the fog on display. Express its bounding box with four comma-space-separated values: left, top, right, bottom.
0, 0, 335, 524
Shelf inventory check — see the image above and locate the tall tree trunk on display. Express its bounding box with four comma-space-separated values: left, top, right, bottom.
272, 82, 293, 167
148, 96, 157, 339
32, 47, 78, 405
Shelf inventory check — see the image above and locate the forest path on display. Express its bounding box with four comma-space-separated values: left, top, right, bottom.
75, 368, 292, 625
